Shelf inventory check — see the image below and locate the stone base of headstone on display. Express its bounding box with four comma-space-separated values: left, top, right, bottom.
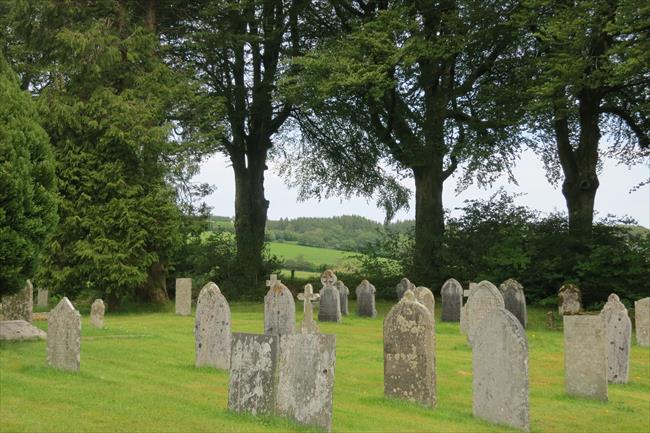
0, 320, 46, 341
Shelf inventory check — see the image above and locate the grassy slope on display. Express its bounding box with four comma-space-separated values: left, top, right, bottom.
1, 304, 648, 433
267, 242, 355, 267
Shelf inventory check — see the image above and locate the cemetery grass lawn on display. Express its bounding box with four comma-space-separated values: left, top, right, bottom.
267, 242, 356, 268
1, 305, 649, 433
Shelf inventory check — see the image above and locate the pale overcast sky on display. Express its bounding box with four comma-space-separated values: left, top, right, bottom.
195, 150, 650, 228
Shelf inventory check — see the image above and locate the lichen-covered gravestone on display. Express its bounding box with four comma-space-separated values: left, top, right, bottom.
90, 299, 105, 328
175, 278, 192, 316
635, 297, 650, 347
47, 297, 81, 372
318, 270, 341, 323
37, 288, 49, 309
460, 282, 479, 336
563, 315, 608, 401
500, 278, 527, 328
414, 286, 435, 318
467, 281, 504, 345
298, 284, 320, 334
2, 280, 33, 322
336, 281, 349, 316
599, 294, 631, 384
395, 277, 416, 300
558, 283, 581, 315
0, 320, 46, 341
264, 275, 295, 335
228, 333, 279, 415
383, 291, 436, 407
277, 333, 336, 432
356, 280, 377, 318
441, 278, 462, 322
195, 282, 231, 369
473, 308, 529, 432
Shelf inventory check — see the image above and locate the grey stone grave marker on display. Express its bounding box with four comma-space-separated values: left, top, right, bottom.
90, 299, 105, 328
336, 280, 349, 316
467, 281, 504, 344
175, 278, 192, 316
441, 278, 462, 322
356, 280, 377, 318
635, 297, 650, 347
318, 270, 341, 323
563, 315, 608, 401
47, 297, 81, 372
37, 288, 49, 309
264, 275, 295, 335
298, 284, 320, 334
558, 283, 581, 315
195, 282, 231, 369
414, 286, 435, 318
599, 294, 631, 383
395, 277, 416, 300
500, 278, 527, 328
2, 280, 33, 322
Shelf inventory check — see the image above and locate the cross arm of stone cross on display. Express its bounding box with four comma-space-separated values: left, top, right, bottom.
298, 285, 320, 301
266, 274, 280, 288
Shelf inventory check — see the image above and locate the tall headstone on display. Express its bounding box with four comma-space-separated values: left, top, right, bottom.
599, 294, 631, 384
175, 277, 192, 316
558, 283, 581, 315
383, 291, 436, 407
563, 315, 608, 401
336, 281, 349, 316
473, 308, 529, 432
500, 278, 527, 328
395, 277, 416, 300
47, 297, 81, 372
90, 299, 105, 328
356, 280, 377, 318
460, 282, 479, 335
195, 282, 231, 369
2, 280, 33, 322
635, 297, 650, 347
264, 275, 295, 335
37, 288, 49, 309
441, 278, 462, 322
298, 284, 320, 334
318, 270, 341, 323
467, 281, 504, 344
414, 286, 435, 318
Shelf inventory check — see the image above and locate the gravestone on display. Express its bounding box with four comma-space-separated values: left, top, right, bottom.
414, 286, 435, 318
195, 282, 231, 369
472, 308, 529, 432
500, 278, 527, 328
0, 320, 46, 341
558, 283, 581, 315
1, 280, 33, 322
563, 315, 608, 401
599, 294, 631, 384
441, 278, 462, 322
298, 284, 320, 334
635, 297, 650, 347
37, 288, 49, 309
460, 283, 479, 335
264, 275, 295, 335
90, 299, 105, 328
47, 297, 81, 372
318, 270, 341, 323
383, 291, 436, 407
356, 280, 377, 318
395, 277, 416, 300
467, 281, 504, 344
175, 278, 192, 316
277, 333, 336, 432
336, 281, 349, 316
229, 333, 279, 415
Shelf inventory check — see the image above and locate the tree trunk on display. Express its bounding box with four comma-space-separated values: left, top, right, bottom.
138, 261, 168, 303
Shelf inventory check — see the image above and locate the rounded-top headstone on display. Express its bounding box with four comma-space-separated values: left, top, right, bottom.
395, 277, 416, 300
414, 286, 435, 318
599, 293, 631, 383
499, 278, 527, 328
558, 283, 581, 315
467, 280, 505, 344
195, 282, 231, 369
90, 299, 105, 328
441, 278, 462, 322
47, 297, 81, 371
635, 297, 650, 347
264, 280, 295, 335
319, 279, 341, 323
356, 280, 377, 318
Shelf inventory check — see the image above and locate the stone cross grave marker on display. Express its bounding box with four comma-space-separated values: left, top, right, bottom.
298, 284, 320, 334
264, 275, 295, 335
564, 315, 608, 401
441, 278, 462, 322
599, 294, 631, 383
356, 280, 377, 318
336, 280, 349, 316
175, 278, 192, 316
90, 299, 105, 328
318, 270, 341, 323
558, 283, 581, 315
500, 278, 527, 328
2, 280, 33, 322
635, 297, 650, 347
195, 282, 231, 369
47, 297, 81, 372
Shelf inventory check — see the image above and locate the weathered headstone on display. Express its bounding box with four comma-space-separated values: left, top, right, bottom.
383, 291, 436, 407
395, 277, 416, 300
500, 278, 527, 328
195, 282, 231, 369
336, 280, 349, 316
90, 299, 105, 328
37, 288, 49, 309
356, 280, 377, 318
414, 286, 435, 318
473, 308, 529, 432
319, 270, 341, 323
47, 297, 81, 372
264, 275, 295, 335
563, 315, 608, 401
546, 311, 555, 329
599, 294, 631, 384
460, 282, 479, 335
1, 280, 33, 322
467, 281, 504, 344
635, 297, 650, 347
175, 277, 192, 316
229, 333, 279, 415
558, 283, 581, 315
441, 278, 462, 322
298, 284, 320, 334
277, 333, 336, 432
0, 320, 46, 341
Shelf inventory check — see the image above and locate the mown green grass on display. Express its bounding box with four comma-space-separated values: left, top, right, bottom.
1, 304, 648, 433
267, 242, 356, 268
